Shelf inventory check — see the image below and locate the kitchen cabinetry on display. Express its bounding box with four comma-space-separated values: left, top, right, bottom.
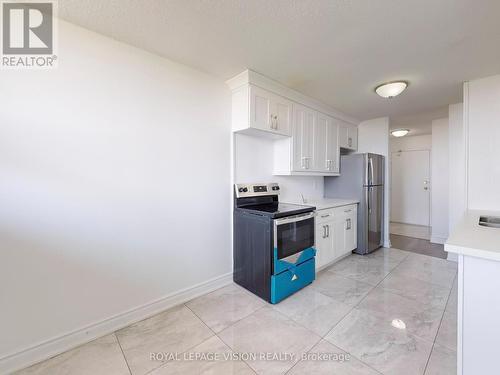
231, 84, 292, 137
339, 122, 358, 150
227, 70, 358, 176
274, 104, 340, 176
315, 204, 358, 270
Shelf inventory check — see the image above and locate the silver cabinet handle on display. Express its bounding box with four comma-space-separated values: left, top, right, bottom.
269, 114, 278, 129
344, 209, 352, 213
348, 137, 352, 147
322, 225, 327, 238
326, 224, 330, 237
301, 157, 307, 169
302, 157, 311, 170
321, 214, 330, 218
346, 218, 351, 230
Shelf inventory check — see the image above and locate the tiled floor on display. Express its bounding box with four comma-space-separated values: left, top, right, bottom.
16, 248, 458, 375
390, 222, 431, 240
390, 234, 447, 259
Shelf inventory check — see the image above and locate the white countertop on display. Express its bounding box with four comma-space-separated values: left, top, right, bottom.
445, 210, 500, 262
284, 198, 359, 210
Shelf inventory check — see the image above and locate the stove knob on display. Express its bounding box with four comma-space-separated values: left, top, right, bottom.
272, 186, 280, 191
243, 187, 248, 192
238, 187, 248, 193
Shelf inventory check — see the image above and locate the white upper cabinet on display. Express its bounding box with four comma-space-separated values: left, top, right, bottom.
313, 113, 328, 172
292, 104, 314, 171
339, 122, 358, 150
275, 104, 341, 176
325, 117, 340, 173
227, 70, 358, 175
232, 84, 292, 137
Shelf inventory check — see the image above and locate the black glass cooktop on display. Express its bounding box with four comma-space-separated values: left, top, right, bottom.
238, 202, 315, 219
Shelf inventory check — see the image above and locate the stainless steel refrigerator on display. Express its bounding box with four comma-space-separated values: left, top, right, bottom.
324, 153, 384, 254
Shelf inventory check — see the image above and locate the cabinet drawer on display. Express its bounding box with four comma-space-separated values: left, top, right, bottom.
333, 204, 357, 217
271, 258, 315, 304
316, 208, 335, 224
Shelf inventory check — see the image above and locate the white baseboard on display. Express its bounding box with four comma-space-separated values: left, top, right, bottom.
0, 272, 233, 374
430, 235, 447, 244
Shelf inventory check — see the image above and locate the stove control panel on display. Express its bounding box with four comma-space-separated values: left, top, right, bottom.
234, 183, 280, 198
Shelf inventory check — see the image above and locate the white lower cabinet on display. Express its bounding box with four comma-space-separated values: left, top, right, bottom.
315, 204, 358, 270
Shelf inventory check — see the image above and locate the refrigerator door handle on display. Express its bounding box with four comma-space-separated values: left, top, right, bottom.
368, 157, 374, 186
367, 186, 371, 214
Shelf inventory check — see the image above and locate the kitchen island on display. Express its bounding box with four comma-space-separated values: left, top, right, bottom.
445, 210, 500, 375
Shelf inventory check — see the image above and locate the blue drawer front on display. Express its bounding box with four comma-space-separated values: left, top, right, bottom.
270, 258, 315, 304
273, 247, 316, 275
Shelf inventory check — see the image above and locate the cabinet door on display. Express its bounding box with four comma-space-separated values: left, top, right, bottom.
326, 120, 339, 173
273, 95, 292, 136
315, 220, 335, 269
249, 85, 272, 132
315, 223, 329, 270
348, 127, 358, 150
313, 113, 328, 172
333, 217, 347, 259
339, 123, 349, 148
292, 105, 314, 171
344, 214, 358, 254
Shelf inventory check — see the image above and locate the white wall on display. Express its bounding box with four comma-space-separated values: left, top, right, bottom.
448, 103, 465, 233
465, 75, 500, 210
431, 118, 449, 243
0, 21, 232, 370
234, 134, 324, 202
357, 117, 391, 247
390, 134, 432, 153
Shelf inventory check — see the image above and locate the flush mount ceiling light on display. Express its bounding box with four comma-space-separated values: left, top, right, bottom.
375, 81, 408, 98
391, 129, 409, 137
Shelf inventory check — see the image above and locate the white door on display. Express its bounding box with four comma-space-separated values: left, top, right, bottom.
292, 105, 314, 171
315, 220, 335, 269
391, 150, 431, 226
339, 124, 349, 148
272, 95, 292, 136
326, 120, 339, 173
313, 113, 328, 172
348, 127, 358, 150
333, 217, 346, 258
249, 85, 272, 132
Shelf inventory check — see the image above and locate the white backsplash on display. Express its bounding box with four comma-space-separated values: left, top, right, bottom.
234, 133, 324, 202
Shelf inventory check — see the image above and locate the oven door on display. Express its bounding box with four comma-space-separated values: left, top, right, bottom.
273, 212, 315, 264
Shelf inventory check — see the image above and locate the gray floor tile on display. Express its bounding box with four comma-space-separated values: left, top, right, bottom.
186, 283, 265, 333
218, 307, 321, 375
15, 334, 129, 375
116, 305, 213, 374
425, 344, 457, 375
325, 309, 433, 375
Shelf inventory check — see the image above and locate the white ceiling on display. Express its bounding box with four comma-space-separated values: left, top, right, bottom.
391, 106, 449, 136
59, 0, 500, 121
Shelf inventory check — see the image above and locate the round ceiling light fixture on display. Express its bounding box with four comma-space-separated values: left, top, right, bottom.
391, 129, 409, 137
375, 81, 408, 98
